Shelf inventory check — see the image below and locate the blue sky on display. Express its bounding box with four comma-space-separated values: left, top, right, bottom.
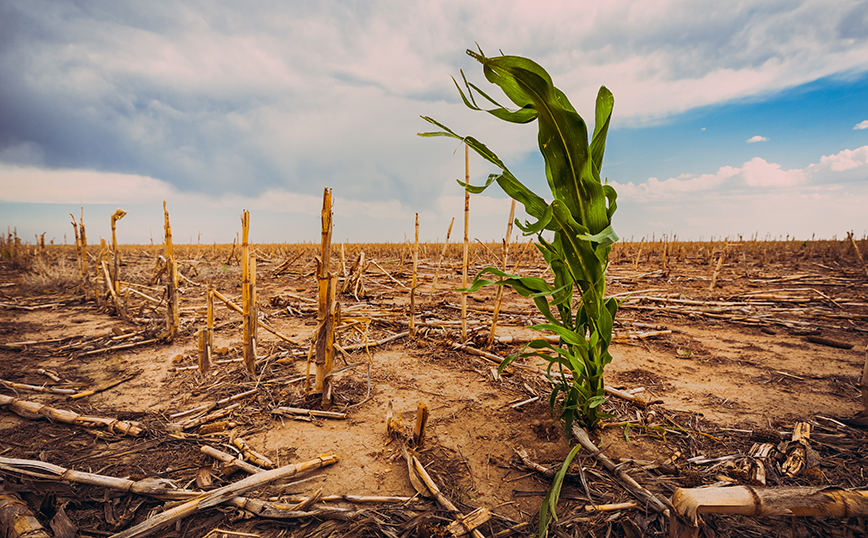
1, 0, 867, 245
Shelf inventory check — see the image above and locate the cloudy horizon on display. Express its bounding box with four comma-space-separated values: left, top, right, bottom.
1, 0, 867, 245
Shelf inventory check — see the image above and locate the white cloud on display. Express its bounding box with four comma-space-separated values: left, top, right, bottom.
538, 0, 868, 124
746, 135, 768, 143
815, 146, 868, 172
741, 157, 804, 186
6, 1, 868, 132
0, 164, 419, 220
0, 164, 523, 243
617, 181, 868, 241
0, 165, 181, 204
854, 120, 868, 130
613, 145, 868, 202
610, 145, 868, 240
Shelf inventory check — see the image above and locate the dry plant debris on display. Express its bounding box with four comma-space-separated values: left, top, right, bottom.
0, 233, 866, 537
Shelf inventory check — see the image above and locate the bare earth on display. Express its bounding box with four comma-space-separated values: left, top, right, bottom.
0, 242, 866, 537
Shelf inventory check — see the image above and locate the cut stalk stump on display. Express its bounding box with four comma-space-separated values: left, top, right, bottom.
670, 486, 868, 538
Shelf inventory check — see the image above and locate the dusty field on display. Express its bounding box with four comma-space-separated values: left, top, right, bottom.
0, 239, 866, 538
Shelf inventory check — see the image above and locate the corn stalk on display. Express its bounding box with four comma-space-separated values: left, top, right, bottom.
421, 48, 618, 536
162, 202, 179, 340
241, 210, 257, 374
79, 209, 89, 298
110, 208, 127, 296
314, 188, 338, 407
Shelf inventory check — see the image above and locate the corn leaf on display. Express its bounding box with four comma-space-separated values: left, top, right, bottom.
539, 444, 583, 535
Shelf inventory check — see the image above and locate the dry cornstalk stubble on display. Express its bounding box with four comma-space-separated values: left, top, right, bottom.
670, 486, 868, 538
0, 394, 143, 436
311, 187, 338, 408
2, 200, 868, 538
110, 455, 338, 538
0, 493, 50, 538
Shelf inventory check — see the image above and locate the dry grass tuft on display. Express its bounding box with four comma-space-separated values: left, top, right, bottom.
20, 257, 79, 294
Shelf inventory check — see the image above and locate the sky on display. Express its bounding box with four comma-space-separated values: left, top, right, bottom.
1, 0, 867, 245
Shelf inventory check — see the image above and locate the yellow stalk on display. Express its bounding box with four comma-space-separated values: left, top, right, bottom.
409, 213, 419, 337
462, 143, 470, 341
162, 202, 179, 340
431, 217, 454, 293
110, 208, 127, 296
487, 199, 516, 349
314, 188, 337, 406
241, 210, 253, 374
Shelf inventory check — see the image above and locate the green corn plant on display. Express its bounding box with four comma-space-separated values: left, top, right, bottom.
420, 49, 619, 534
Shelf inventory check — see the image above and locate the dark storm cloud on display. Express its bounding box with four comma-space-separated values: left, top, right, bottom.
1, 0, 867, 219
0, 0, 468, 208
